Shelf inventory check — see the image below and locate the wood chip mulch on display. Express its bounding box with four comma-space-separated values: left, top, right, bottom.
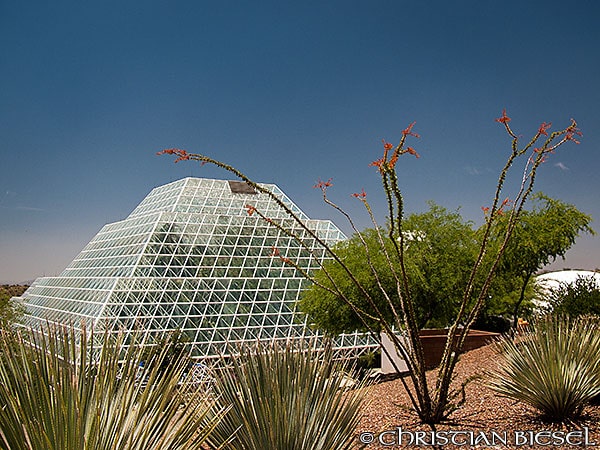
355, 344, 600, 449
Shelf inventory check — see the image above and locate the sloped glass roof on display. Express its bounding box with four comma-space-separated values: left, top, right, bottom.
17, 178, 374, 358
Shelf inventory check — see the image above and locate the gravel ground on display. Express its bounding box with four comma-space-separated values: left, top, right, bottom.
355, 344, 600, 449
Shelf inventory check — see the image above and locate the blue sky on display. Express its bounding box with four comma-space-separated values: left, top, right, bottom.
1, 1, 599, 283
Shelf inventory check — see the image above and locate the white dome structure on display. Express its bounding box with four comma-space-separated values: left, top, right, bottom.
536, 269, 600, 291
534, 270, 600, 309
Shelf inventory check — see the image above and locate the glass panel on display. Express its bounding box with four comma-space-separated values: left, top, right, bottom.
20, 177, 376, 359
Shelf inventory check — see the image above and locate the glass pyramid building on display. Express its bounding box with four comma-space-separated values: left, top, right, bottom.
18, 178, 373, 358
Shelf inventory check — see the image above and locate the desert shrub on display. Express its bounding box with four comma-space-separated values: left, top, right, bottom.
0, 325, 223, 450
0, 285, 26, 328
206, 341, 369, 450
487, 315, 600, 421
546, 275, 600, 318
357, 350, 380, 370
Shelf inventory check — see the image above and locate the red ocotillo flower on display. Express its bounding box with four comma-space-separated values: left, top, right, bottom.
495, 109, 511, 124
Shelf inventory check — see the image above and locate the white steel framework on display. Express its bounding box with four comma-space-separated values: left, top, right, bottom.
18, 178, 374, 358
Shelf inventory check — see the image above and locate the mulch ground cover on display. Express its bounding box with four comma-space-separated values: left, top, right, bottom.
356, 343, 600, 449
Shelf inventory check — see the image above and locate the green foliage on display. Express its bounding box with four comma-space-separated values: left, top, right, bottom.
487, 315, 600, 421
299, 203, 479, 333
207, 341, 369, 450
485, 275, 535, 317
0, 285, 27, 328
299, 228, 397, 334
403, 204, 479, 328
0, 326, 223, 450
357, 350, 380, 371
546, 275, 600, 317
301, 194, 593, 335
492, 193, 594, 325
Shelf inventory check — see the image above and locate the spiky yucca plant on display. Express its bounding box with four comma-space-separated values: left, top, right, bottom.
487, 315, 600, 421
0, 326, 223, 450
206, 341, 369, 450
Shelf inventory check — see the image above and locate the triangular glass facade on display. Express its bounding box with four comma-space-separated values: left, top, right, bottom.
18, 178, 373, 358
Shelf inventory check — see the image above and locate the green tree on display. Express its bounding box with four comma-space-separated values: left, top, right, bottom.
491, 193, 594, 327
401, 204, 479, 328
299, 228, 397, 335
299, 203, 479, 333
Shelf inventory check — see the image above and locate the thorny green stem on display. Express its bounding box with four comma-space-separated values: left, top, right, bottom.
433, 122, 579, 422
159, 114, 580, 425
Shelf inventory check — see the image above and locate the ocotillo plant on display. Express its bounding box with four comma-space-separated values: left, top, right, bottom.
158, 111, 581, 424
